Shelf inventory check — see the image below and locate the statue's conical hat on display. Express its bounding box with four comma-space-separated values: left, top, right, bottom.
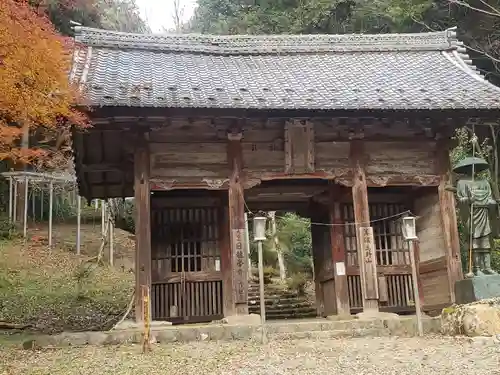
452, 156, 489, 174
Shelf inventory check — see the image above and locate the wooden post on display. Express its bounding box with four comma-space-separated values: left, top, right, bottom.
23, 176, 28, 239
408, 239, 424, 336
134, 139, 152, 323
329, 187, 350, 316
413, 240, 425, 309
244, 213, 252, 280
350, 140, 379, 312
218, 202, 235, 316
8, 177, 13, 223
436, 140, 462, 302
227, 132, 248, 315
76, 195, 81, 255
48, 180, 53, 248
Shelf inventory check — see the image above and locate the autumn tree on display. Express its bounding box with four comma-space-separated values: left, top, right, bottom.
0, 0, 86, 168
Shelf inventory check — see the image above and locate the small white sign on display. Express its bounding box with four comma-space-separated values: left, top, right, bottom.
215, 259, 221, 272
335, 262, 346, 276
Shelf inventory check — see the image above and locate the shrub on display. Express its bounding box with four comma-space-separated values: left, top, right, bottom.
0, 214, 17, 240
286, 273, 308, 296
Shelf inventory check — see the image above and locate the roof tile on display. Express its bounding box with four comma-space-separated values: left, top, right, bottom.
72, 27, 500, 110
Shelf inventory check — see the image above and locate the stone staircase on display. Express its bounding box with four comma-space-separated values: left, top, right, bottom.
247, 281, 317, 320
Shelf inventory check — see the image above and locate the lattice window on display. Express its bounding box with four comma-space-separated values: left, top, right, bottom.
342, 203, 409, 267
151, 207, 220, 274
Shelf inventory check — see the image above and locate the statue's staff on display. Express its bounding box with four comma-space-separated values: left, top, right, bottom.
468, 131, 476, 276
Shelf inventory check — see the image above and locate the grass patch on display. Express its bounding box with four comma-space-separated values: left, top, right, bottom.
0, 235, 134, 335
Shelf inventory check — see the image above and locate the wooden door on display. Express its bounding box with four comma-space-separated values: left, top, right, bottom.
342, 203, 415, 313
151, 206, 224, 323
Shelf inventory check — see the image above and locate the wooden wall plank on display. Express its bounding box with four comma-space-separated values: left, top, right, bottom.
415, 189, 446, 262
364, 141, 436, 176
436, 139, 462, 303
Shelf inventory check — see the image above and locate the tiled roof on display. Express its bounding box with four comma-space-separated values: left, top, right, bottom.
72, 27, 500, 111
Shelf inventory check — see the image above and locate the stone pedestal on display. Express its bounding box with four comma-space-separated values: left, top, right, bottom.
455, 275, 500, 305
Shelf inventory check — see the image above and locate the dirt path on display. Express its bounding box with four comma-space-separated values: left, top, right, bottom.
1, 336, 498, 375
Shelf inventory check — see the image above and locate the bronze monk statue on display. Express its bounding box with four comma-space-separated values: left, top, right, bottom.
453, 156, 498, 278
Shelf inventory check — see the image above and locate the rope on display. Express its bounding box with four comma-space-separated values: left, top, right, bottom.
240, 186, 413, 227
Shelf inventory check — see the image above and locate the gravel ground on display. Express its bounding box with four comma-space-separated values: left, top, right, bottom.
1, 336, 499, 375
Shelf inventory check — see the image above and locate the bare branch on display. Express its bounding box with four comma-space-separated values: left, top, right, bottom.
448, 0, 500, 17
172, 0, 185, 33
410, 16, 437, 32
463, 42, 500, 63
478, 0, 500, 16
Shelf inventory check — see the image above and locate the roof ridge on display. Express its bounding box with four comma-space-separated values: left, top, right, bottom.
73, 26, 458, 55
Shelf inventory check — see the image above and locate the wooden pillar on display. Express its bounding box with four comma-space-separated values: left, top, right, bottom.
309, 203, 325, 317
436, 139, 462, 302
227, 132, 248, 315
134, 138, 152, 322
350, 140, 379, 312
329, 186, 350, 316
218, 199, 235, 316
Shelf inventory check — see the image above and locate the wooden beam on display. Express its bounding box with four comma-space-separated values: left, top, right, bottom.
329, 186, 350, 316
436, 139, 462, 302
350, 140, 379, 312
134, 137, 152, 323
227, 131, 248, 315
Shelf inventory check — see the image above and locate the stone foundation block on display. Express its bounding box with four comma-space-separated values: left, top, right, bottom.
455, 275, 500, 305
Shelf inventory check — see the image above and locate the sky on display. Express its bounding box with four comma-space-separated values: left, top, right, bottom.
136, 0, 198, 32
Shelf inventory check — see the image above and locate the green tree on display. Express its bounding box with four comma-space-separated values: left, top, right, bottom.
249, 212, 312, 276
30, 0, 148, 36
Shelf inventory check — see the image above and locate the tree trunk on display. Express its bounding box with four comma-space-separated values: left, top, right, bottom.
269, 211, 286, 280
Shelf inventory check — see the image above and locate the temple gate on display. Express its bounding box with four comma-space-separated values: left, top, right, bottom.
70, 26, 500, 323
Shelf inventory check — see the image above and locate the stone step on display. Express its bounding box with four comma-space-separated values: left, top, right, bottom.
248, 284, 289, 292
249, 310, 317, 319
25, 316, 443, 348
271, 328, 386, 340
248, 304, 316, 313
248, 300, 313, 309
247, 292, 300, 299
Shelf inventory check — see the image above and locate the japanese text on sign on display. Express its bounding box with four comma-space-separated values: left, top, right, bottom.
358, 226, 379, 299
360, 227, 374, 263
232, 229, 247, 303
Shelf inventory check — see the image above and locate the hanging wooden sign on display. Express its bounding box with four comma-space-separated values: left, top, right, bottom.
358, 226, 379, 299
232, 228, 248, 304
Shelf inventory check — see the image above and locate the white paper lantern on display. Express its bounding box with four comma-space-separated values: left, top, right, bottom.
401, 216, 417, 241
253, 215, 267, 241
